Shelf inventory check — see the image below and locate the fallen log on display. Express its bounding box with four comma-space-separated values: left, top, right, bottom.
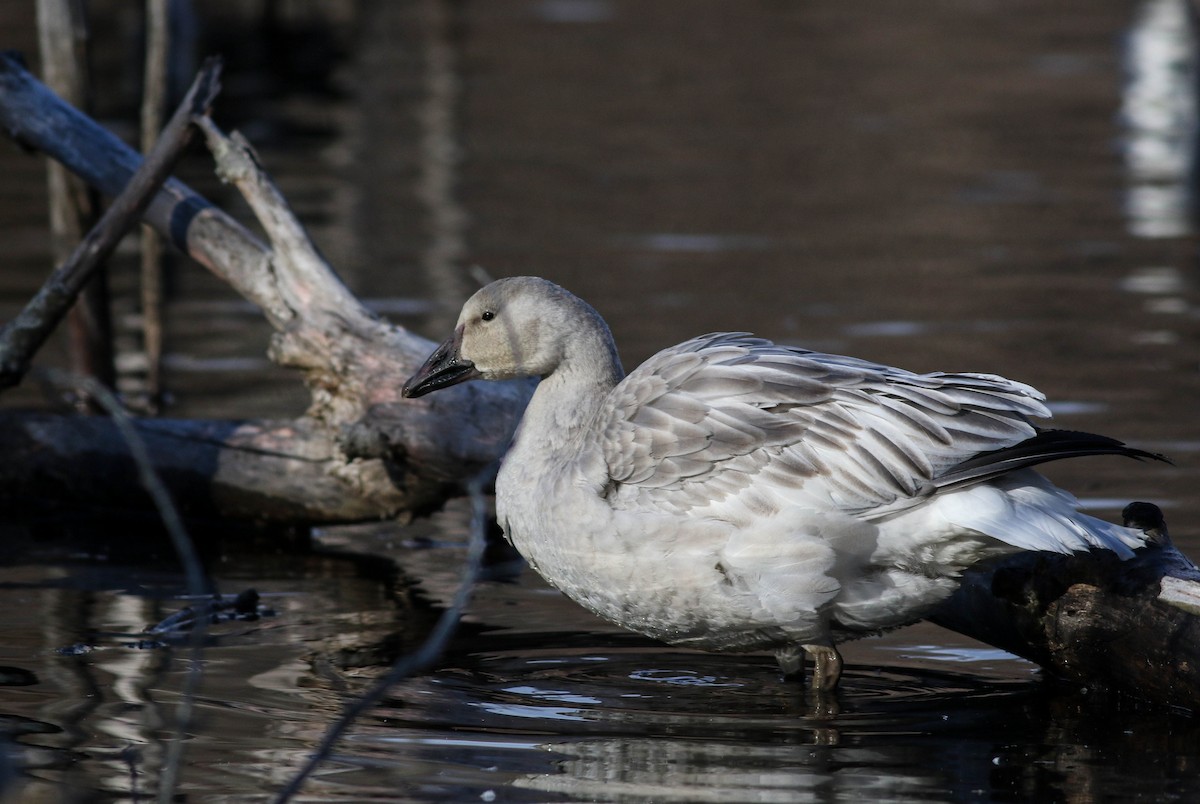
0, 411, 404, 522
0, 51, 530, 522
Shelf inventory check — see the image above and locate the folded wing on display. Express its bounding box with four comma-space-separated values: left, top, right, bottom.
597, 333, 1062, 517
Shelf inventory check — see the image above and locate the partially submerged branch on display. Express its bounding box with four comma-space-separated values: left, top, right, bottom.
932, 503, 1200, 711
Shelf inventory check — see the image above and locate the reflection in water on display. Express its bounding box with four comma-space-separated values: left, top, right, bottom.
4, 511, 1200, 800
1119, 264, 1192, 346
1121, 264, 1189, 295
362, 641, 1200, 803
1122, 0, 1200, 237
0, 527, 431, 801
613, 233, 774, 253
534, 0, 616, 25
416, 0, 474, 332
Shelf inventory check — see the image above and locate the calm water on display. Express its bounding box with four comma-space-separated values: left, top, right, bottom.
3, 1, 1200, 801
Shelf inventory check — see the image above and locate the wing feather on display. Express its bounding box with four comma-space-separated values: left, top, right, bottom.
597, 333, 1049, 515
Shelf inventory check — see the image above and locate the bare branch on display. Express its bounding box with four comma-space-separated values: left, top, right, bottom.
0, 57, 222, 391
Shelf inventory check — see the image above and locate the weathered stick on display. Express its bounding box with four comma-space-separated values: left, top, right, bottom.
0, 50, 275, 319
0, 58, 222, 391
187, 112, 531, 477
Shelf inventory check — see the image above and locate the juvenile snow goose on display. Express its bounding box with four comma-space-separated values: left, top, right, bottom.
402, 276, 1162, 690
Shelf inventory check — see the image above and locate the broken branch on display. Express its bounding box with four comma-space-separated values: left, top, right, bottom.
0, 57, 222, 391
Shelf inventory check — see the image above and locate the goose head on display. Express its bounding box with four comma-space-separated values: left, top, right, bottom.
402, 276, 611, 398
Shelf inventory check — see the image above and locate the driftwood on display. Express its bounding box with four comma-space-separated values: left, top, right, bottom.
2, 52, 1199, 712
0, 51, 530, 522
932, 503, 1200, 711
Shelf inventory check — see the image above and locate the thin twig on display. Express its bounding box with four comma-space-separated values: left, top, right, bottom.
37, 368, 209, 803
139, 0, 171, 409
273, 479, 491, 803
39, 371, 206, 604
0, 57, 222, 393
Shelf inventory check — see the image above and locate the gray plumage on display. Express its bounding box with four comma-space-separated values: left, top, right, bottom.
402, 276, 1162, 690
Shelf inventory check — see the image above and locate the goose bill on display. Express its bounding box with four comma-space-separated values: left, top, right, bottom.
402, 329, 480, 398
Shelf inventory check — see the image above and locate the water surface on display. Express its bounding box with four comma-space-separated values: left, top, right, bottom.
2, 1, 1200, 801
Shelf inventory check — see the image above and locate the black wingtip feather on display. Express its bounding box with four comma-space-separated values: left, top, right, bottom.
934, 428, 1171, 490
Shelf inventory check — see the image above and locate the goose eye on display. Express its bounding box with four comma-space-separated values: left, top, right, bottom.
481, 310, 496, 322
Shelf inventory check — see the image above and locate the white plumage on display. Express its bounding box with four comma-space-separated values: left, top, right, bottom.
402, 276, 1159, 689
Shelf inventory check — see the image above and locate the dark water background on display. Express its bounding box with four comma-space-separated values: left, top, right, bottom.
3, 1, 1200, 801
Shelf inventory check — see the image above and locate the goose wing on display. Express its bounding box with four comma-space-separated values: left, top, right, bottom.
596, 332, 1051, 516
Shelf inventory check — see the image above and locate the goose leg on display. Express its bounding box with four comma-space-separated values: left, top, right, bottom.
775, 643, 843, 691
777, 644, 842, 718
802, 643, 843, 691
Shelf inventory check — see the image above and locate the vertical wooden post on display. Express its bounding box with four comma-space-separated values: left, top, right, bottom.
35, 0, 116, 405
140, 0, 170, 410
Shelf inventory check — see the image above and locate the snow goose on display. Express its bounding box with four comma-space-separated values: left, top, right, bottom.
402, 276, 1163, 690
